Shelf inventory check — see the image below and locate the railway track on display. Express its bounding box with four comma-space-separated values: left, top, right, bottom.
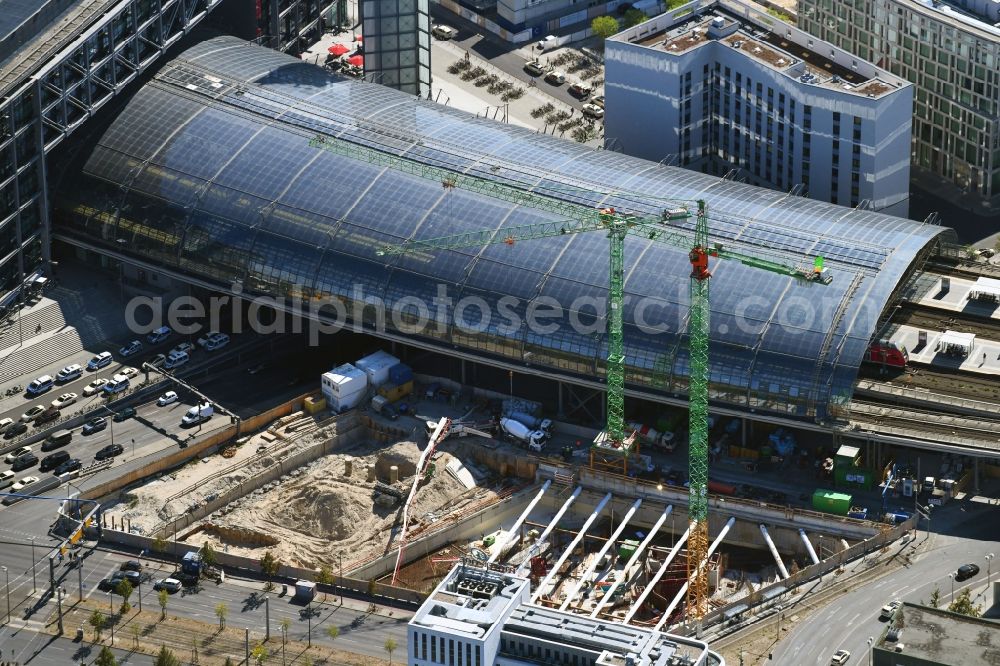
924, 258, 1000, 281
858, 362, 1000, 404
894, 303, 1000, 341
849, 400, 1000, 449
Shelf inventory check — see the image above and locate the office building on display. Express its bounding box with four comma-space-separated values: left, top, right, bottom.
408, 560, 719, 666
360, 0, 431, 96
604, 0, 913, 215
798, 0, 1000, 209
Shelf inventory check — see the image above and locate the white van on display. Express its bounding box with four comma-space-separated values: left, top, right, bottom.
147, 326, 172, 344
181, 402, 214, 427
87, 351, 113, 371
26, 375, 54, 396
205, 333, 230, 351
103, 374, 130, 395
164, 351, 189, 369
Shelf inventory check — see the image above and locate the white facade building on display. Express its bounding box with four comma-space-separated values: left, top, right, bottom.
604, 0, 913, 216
409, 560, 721, 666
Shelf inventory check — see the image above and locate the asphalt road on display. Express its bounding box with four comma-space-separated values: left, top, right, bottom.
767, 498, 1000, 665
0, 624, 151, 665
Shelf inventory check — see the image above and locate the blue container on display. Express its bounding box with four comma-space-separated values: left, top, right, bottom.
388, 363, 413, 384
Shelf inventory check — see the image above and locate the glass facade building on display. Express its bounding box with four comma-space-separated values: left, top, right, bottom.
54, 36, 951, 422
799, 0, 1000, 207
360, 0, 431, 96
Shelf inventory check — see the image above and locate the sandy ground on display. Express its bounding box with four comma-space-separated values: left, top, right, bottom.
105, 409, 504, 570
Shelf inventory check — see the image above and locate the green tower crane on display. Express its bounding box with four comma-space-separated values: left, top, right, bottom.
310, 132, 832, 619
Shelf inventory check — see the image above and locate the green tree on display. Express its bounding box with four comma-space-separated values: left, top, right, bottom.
261, 551, 279, 592
251, 643, 269, 665
384, 637, 397, 664
623, 8, 647, 27
152, 535, 168, 554
154, 645, 182, 666
317, 563, 334, 585
948, 588, 983, 617
115, 579, 134, 614
591, 16, 619, 41
666, 0, 690, 8
929, 586, 941, 608
95, 645, 118, 666
215, 602, 228, 630
158, 589, 169, 620
200, 542, 218, 568
89, 610, 106, 642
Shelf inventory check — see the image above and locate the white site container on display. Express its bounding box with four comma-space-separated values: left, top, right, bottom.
355, 350, 399, 388
322, 364, 368, 412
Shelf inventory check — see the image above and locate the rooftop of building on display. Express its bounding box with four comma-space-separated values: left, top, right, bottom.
875, 602, 1000, 663
613, 0, 908, 98
411, 561, 529, 638
502, 605, 708, 666
905, 0, 1000, 40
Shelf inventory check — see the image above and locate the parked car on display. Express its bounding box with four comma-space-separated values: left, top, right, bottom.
40, 451, 70, 472
956, 563, 980, 581
524, 60, 546, 76
164, 351, 189, 369
83, 378, 109, 396
3, 422, 27, 439
50, 392, 78, 409
33, 406, 60, 426
25, 375, 54, 396
157, 391, 179, 406
568, 82, 592, 98
148, 353, 167, 368
95, 443, 124, 460
582, 103, 605, 119
196, 331, 221, 348
830, 650, 851, 665
4, 445, 31, 463
170, 342, 195, 356
82, 417, 108, 435
544, 70, 566, 85
11, 453, 38, 472
87, 351, 113, 370
879, 600, 901, 620
431, 24, 457, 39
120, 560, 143, 572
0, 418, 12, 434
98, 573, 125, 591
11, 475, 39, 492
119, 340, 143, 357
147, 326, 172, 344
113, 407, 136, 422
121, 570, 141, 586
591, 95, 605, 108
53, 458, 82, 475
103, 375, 130, 396
20, 405, 45, 423
41, 430, 72, 451
0, 470, 14, 488
56, 364, 83, 382
119, 366, 139, 379
153, 577, 182, 593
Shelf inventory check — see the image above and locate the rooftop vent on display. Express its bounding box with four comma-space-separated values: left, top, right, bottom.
711, 17, 725, 28
777, 58, 786, 65
732, 40, 742, 48
753, 46, 762, 54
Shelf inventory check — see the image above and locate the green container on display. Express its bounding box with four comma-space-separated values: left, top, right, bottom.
812, 489, 852, 516
834, 466, 874, 490
618, 539, 640, 560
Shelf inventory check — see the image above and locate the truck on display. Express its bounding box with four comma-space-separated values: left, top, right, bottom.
181, 551, 203, 576
627, 421, 676, 452
294, 580, 316, 602
500, 417, 546, 452
181, 402, 214, 427
507, 411, 553, 437
370, 395, 398, 420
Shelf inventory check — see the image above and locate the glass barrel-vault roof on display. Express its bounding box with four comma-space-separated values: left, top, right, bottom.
54, 36, 951, 422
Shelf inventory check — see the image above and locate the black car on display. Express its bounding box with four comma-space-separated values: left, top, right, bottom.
956, 563, 980, 581
33, 407, 60, 427
113, 407, 136, 422
98, 573, 125, 591
11, 453, 38, 472
174, 571, 199, 587
120, 560, 143, 573
95, 443, 124, 460
39, 450, 70, 472
82, 417, 108, 435
121, 569, 141, 586
53, 458, 82, 475
3, 422, 27, 439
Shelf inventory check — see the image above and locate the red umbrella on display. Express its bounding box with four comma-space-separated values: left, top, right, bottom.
327, 43, 349, 56
347, 55, 364, 67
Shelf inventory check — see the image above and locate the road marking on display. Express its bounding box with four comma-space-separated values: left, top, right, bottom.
847, 611, 860, 626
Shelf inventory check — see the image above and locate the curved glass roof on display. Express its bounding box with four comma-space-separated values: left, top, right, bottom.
55, 36, 951, 421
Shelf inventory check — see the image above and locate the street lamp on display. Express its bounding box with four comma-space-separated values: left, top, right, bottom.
867, 636, 874, 666
2, 566, 9, 624
948, 573, 955, 601
986, 553, 995, 588
30, 536, 36, 592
